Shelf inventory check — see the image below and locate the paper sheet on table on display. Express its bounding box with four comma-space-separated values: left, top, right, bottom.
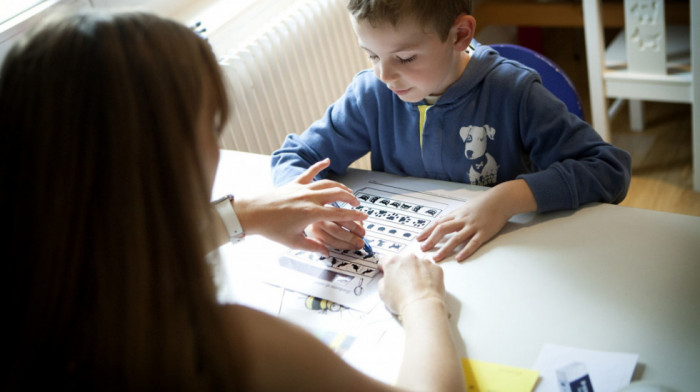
210, 240, 284, 315
532, 344, 638, 392
263, 181, 469, 312
462, 358, 539, 392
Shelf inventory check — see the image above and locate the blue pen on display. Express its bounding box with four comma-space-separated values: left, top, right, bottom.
331, 201, 374, 256
361, 237, 374, 256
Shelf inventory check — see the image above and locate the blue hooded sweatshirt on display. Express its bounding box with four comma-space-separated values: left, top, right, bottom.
270, 44, 631, 213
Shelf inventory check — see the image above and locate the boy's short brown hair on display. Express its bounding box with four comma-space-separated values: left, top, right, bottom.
346, 0, 472, 42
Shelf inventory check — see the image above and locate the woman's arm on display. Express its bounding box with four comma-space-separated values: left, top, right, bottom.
223, 304, 394, 392
379, 253, 466, 391
213, 158, 368, 255
397, 298, 464, 391
223, 252, 465, 392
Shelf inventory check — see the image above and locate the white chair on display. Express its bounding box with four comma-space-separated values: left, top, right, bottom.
582, 0, 699, 192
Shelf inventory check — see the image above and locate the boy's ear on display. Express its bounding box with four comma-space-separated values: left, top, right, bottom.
451, 14, 476, 51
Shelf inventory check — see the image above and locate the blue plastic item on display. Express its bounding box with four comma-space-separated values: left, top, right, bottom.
490, 43, 584, 120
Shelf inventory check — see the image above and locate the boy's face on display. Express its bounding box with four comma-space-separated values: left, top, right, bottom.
352, 16, 468, 103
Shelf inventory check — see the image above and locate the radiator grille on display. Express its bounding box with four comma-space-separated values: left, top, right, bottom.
217, 0, 371, 169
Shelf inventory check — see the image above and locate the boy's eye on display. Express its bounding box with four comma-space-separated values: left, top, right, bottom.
368, 54, 379, 62
398, 55, 416, 64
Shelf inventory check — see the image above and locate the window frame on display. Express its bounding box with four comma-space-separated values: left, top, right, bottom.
0, 0, 78, 60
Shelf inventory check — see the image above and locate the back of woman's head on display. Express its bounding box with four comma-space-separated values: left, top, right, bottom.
0, 11, 243, 390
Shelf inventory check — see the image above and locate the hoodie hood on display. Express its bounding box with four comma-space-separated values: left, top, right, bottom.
429, 44, 527, 107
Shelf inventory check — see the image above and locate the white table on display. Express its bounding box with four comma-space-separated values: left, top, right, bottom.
213, 149, 700, 391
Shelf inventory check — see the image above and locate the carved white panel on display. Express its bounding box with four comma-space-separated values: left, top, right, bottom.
625, 0, 667, 74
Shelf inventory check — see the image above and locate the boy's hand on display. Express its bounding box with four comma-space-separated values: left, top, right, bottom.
416, 191, 508, 261
416, 179, 537, 261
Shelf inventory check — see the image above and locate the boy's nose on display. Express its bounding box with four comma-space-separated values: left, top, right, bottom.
376, 61, 398, 84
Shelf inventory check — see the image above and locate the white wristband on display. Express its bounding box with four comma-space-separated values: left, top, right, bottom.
213, 194, 245, 243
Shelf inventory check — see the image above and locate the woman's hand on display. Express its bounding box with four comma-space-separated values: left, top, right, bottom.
303, 219, 367, 251
377, 252, 465, 392
377, 252, 445, 317
235, 158, 368, 255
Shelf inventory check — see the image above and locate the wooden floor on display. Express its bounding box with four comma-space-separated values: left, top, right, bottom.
539, 28, 700, 217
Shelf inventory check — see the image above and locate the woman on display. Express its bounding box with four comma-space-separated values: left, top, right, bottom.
1, 11, 464, 391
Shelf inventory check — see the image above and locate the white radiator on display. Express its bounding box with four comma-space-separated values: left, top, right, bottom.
215, 0, 372, 169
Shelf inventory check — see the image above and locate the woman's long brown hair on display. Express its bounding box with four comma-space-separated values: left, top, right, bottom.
1, 11, 245, 390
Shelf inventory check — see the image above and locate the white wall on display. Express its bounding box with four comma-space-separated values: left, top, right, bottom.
0, 0, 313, 63
0, 0, 214, 61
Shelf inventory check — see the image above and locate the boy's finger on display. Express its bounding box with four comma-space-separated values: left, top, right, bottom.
455, 235, 484, 261
432, 234, 465, 262
416, 219, 442, 241
419, 227, 446, 252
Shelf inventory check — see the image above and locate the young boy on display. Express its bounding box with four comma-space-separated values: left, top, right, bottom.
270, 0, 631, 262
